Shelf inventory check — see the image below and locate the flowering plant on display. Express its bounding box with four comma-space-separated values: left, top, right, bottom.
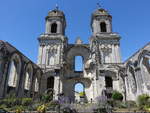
37, 104, 47, 113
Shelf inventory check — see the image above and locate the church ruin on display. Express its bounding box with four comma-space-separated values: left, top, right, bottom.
0, 7, 149, 103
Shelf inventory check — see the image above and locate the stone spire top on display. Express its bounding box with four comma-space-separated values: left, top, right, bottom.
75, 37, 83, 44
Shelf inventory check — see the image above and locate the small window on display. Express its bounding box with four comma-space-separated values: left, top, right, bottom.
47, 76, 54, 90
75, 56, 83, 71
51, 23, 57, 33
105, 76, 113, 88
100, 22, 107, 32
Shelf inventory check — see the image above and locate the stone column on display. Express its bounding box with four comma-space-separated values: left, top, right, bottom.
114, 45, 118, 63
111, 44, 115, 63
116, 44, 121, 63
37, 45, 43, 65
110, 45, 113, 63
0, 60, 7, 98
45, 21, 50, 34
135, 67, 143, 94
54, 76, 61, 100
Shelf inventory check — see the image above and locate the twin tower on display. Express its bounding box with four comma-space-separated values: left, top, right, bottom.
37, 8, 122, 102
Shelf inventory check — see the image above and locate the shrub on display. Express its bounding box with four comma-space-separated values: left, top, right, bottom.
49, 100, 59, 106
37, 104, 47, 113
21, 98, 32, 106
15, 106, 25, 113
41, 93, 52, 103
137, 94, 150, 109
2, 98, 17, 107
112, 91, 123, 101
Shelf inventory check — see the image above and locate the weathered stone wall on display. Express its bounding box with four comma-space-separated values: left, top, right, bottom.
124, 42, 150, 101
0, 41, 42, 98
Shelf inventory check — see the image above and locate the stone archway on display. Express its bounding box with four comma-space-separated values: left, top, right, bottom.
74, 82, 85, 103
125, 62, 137, 100
62, 77, 92, 103
138, 50, 150, 89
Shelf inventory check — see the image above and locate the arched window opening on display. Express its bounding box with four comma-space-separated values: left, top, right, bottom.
100, 22, 107, 32
51, 23, 57, 33
47, 77, 54, 90
24, 71, 31, 90
8, 60, 18, 87
34, 78, 39, 92
74, 83, 85, 103
75, 56, 83, 71
105, 76, 113, 88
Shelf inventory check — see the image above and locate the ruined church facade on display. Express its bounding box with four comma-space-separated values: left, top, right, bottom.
0, 7, 149, 102
37, 8, 150, 102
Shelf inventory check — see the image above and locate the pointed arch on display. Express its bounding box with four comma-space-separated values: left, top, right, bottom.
7, 53, 22, 94
126, 62, 137, 94
8, 53, 21, 87
24, 63, 33, 91
138, 50, 150, 85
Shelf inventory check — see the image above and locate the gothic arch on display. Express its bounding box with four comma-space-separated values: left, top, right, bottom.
7, 53, 22, 94
126, 62, 137, 94
33, 69, 41, 94
24, 63, 33, 91
138, 50, 150, 87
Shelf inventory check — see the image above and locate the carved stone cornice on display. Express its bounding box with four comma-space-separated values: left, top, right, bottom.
38, 34, 68, 46
90, 33, 121, 45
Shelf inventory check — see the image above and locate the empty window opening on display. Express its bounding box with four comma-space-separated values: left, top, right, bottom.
100, 22, 107, 32
24, 71, 31, 90
51, 23, 57, 33
7, 60, 18, 94
8, 60, 18, 87
75, 56, 83, 71
47, 77, 54, 90
105, 76, 113, 88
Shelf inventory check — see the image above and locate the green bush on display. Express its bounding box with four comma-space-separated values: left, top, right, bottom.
2, 98, 17, 107
21, 98, 32, 106
137, 94, 150, 109
112, 91, 123, 101
41, 93, 53, 103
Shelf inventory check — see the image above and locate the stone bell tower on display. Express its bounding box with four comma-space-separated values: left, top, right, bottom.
37, 8, 67, 98
90, 8, 121, 64
37, 8, 67, 69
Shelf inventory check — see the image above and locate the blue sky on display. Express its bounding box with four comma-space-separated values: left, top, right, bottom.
0, 0, 149, 63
